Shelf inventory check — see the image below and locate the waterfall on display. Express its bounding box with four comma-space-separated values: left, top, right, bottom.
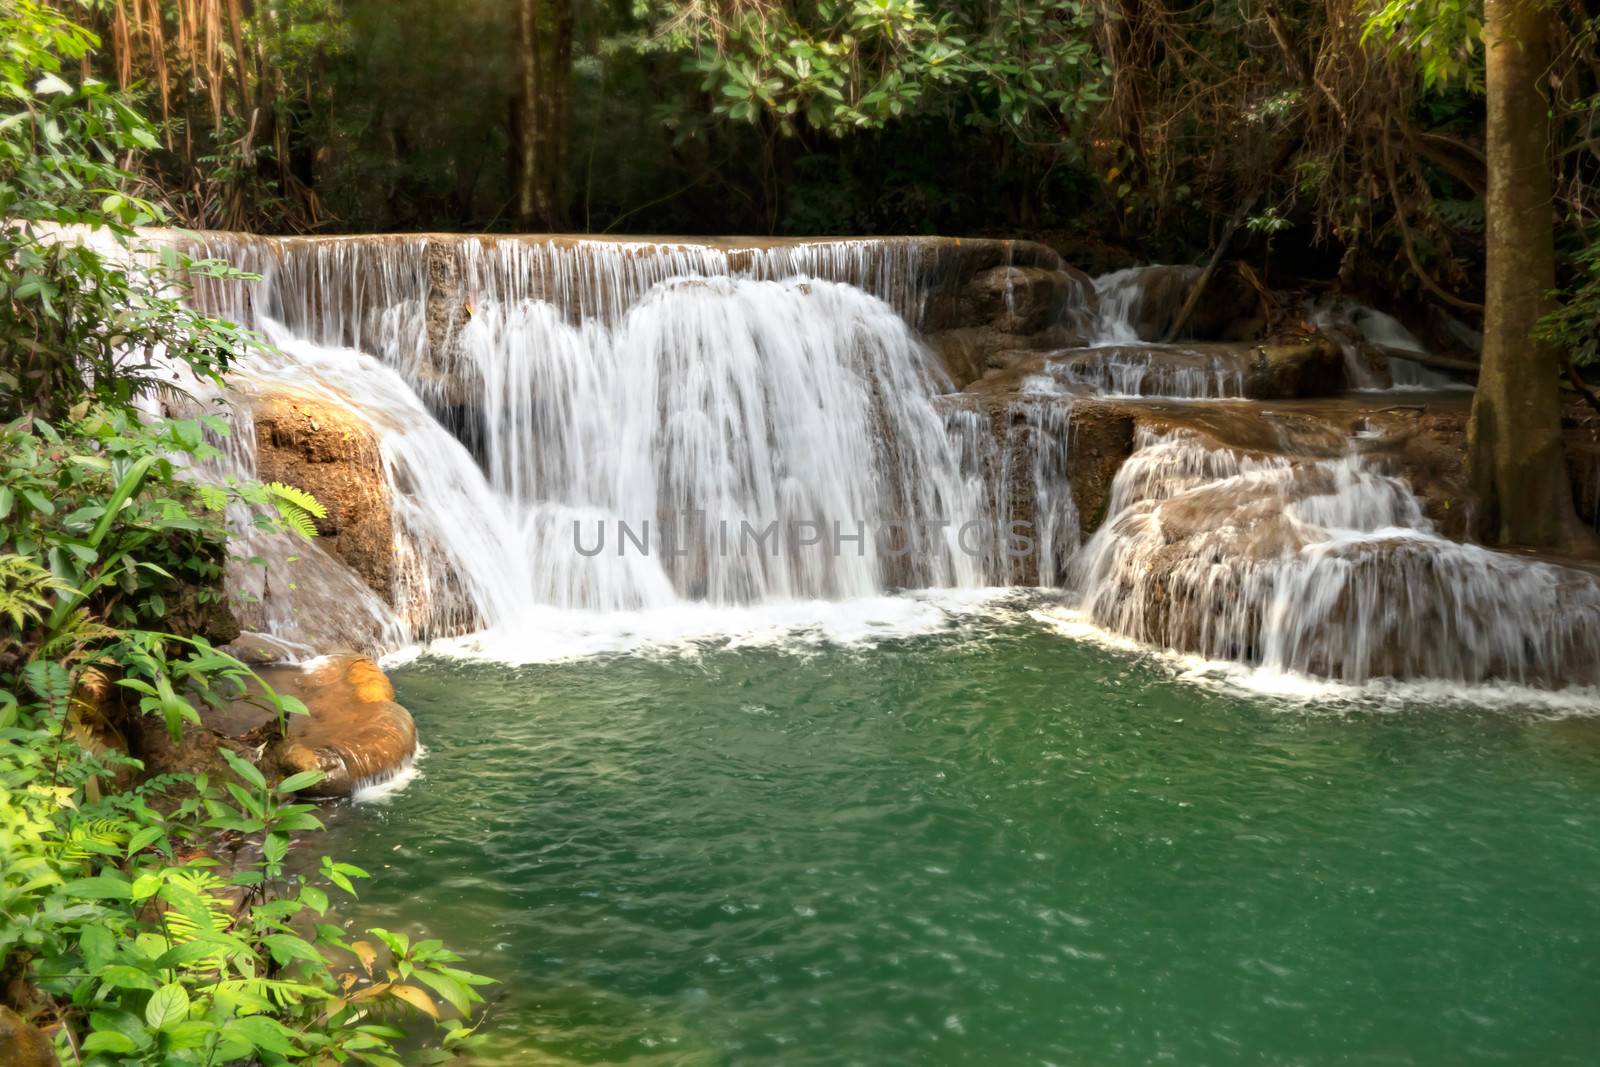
940, 396, 1079, 587
125, 228, 1594, 687
1048, 348, 1245, 398
1310, 299, 1468, 391
453, 274, 983, 608
185, 235, 988, 645
1072, 428, 1600, 686
1089, 267, 1155, 345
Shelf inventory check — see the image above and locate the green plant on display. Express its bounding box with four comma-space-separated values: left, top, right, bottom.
1538, 227, 1600, 369
1, 3, 491, 1061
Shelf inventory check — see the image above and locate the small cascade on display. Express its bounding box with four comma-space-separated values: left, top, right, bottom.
1073, 428, 1600, 686
1354, 309, 1459, 389
1047, 347, 1245, 398
1089, 266, 1161, 344
1311, 299, 1466, 391
940, 396, 1079, 586
1011, 400, 1079, 586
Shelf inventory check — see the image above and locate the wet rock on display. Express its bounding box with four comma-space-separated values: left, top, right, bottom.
250, 392, 394, 601
120, 652, 414, 801
221, 630, 310, 666
1074, 425, 1600, 685
1566, 410, 1600, 532
966, 265, 1085, 335
919, 245, 1096, 388
263, 655, 418, 797
0, 1007, 54, 1067
1107, 263, 1266, 342
1242, 337, 1346, 399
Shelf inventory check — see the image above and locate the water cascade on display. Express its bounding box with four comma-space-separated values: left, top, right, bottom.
145, 230, 1600, 688
1073, 428, 1600, 685
188, 235, 988, 644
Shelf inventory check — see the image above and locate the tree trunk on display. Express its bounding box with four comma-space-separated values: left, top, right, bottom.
546, 0, 574, 227
1467, 0, 1585, 548
515, 0, 550, 230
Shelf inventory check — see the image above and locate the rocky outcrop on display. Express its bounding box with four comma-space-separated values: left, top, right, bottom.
960, 337, 1346, 403
0, 1007, 54, 1067
226, 392, 401, 657
189, 646, 418, 798
266, 655, 418, 797
1074, 433, 1600, 684
1109, 263, 1266, 342
250, 392, 393, 599
1566, 409, 1600, 531
922, 256, 1098, 389
1242, 337, 1347, 399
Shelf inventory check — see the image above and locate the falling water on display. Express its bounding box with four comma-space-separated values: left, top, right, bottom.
179, 235, 989, 645
1310, 299, 1467, 391
1073, 428, 1600, 686
1047, 348, 1245, 398
114, 229, 1595, 687
1088, 267, 1159, 345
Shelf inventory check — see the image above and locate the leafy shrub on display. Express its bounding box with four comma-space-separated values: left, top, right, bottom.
0, 2, 491, 1061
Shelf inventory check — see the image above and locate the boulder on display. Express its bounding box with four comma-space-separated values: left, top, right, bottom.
1242, 337, 1346, 399
965, 265, 1085, 334
1106, 263, 1266, 342
264, 655, 418, 797
0, 1007, 54, 1067
124, 651, 417, 800
250, 392, 394, 601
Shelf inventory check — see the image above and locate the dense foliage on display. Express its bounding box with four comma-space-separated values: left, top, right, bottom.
43, 0, 1598, 367
1, 1, 489, 1060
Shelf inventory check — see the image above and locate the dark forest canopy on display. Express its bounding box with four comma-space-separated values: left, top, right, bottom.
58, 2, 1593, 277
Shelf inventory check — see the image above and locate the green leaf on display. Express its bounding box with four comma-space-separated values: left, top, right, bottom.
64, 875, 132, 900
219, 745, 267, 789
126, 824, 164, 856
145, 982, 190, 1029
82, 1032, 139, 1054
278, 769, 327, 794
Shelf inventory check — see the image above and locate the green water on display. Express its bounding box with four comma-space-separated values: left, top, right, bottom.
316, 616, 1600, 1065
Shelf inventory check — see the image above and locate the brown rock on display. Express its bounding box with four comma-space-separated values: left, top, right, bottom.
250, 392, 393, 602
0, 1007, 55, 1067
262, 655, 418, 797
1243, 337, 1347, 399
1109, 263, 1266, 342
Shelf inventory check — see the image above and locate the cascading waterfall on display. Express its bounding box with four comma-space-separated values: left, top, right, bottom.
454, 274, 984, 609
134, 228, 1597, 687
1089, 266, 1159, 345
1310, 299, 1467, 391
1048, 348, 1245, 398
1072, 428, 1600, 685
185, 234, 988, 644
941, 397, 1079, 586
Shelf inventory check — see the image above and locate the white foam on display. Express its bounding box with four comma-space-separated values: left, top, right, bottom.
350, 744, 426, 804
400, 588, 1020, 665
1033, 606, 1600, 716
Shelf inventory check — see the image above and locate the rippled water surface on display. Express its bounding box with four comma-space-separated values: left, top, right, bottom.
316, 616, 1600, 1064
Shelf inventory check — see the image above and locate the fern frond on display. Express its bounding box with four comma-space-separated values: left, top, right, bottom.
265, 482, 327, 540
51, 817, 130, 861
266, 482, 327, 520
0, 553, 68, 632
159, 871, 246, 979
23, 659, 73, 718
